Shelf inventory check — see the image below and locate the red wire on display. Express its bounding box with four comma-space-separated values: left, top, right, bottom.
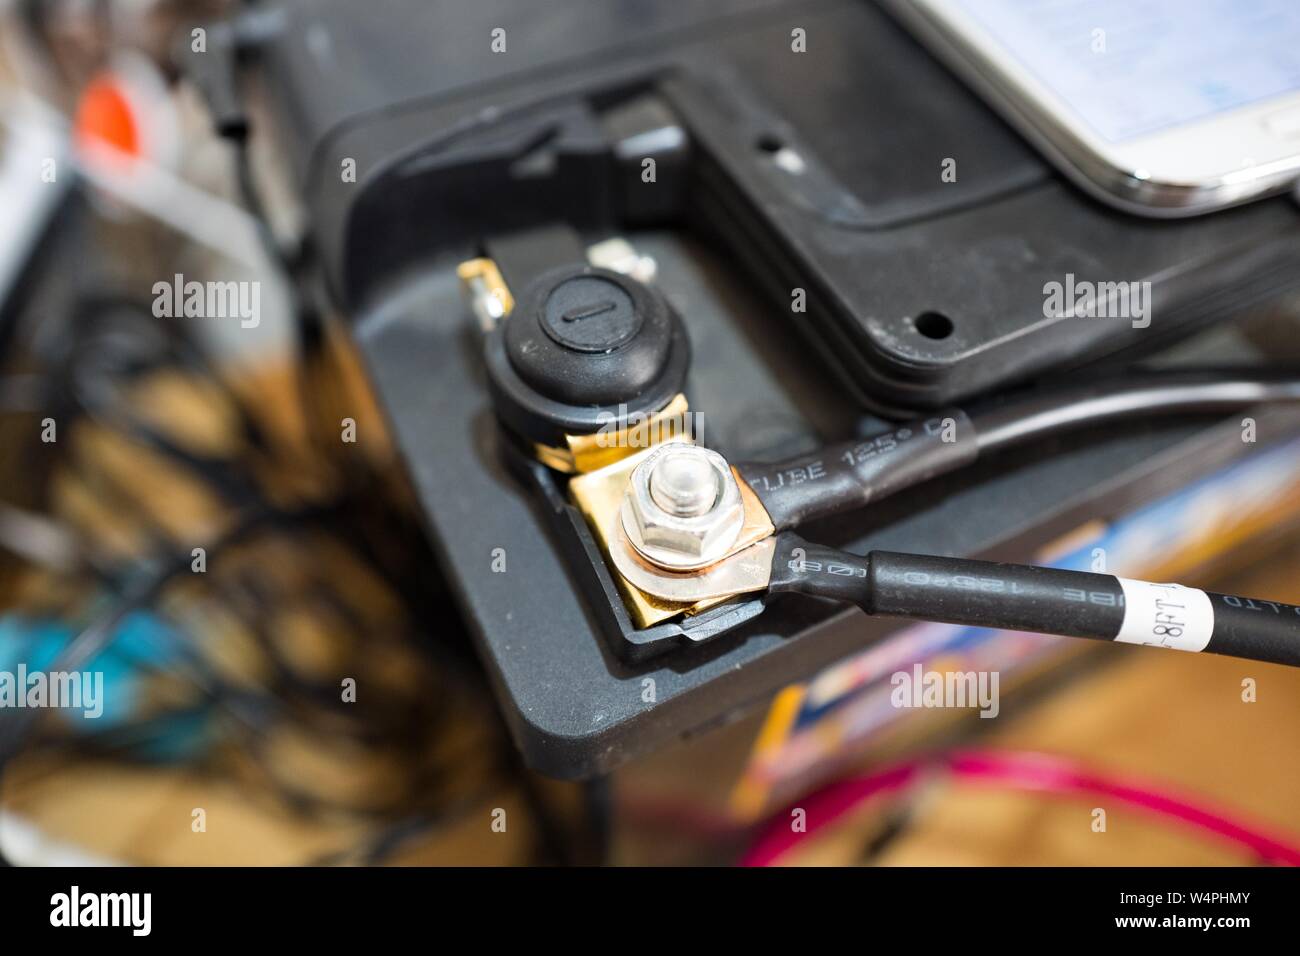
741, 749, 1300, 867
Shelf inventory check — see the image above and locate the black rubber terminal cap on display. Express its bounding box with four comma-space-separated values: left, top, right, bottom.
485, 265, 689, 445
539, 274, 642, 353
506, 266, 674, 405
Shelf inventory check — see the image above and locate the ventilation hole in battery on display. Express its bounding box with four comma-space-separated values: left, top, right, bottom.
756, 134, 805, 174
914, 311, 954, 340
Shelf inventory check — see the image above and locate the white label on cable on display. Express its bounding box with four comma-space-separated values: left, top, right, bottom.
1115, 578, 1215, 652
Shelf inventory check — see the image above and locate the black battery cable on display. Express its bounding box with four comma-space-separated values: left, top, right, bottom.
768, 533, 1300, 668
738, 367, 1300, 530
723, 367, 1300, 668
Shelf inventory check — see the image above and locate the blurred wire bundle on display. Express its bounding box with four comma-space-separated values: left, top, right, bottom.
0, 275, 531, 863
0, 0, 600, 866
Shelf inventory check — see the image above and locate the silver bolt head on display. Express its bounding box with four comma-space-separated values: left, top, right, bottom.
621, 442, 745, 570
649, 448, 721, 517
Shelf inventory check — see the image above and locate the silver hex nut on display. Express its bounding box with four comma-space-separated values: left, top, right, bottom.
620, 442, 745, 570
